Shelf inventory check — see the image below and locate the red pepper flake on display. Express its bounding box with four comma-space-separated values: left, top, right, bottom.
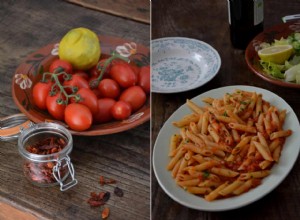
100, 176, 117, 185
23, 136, 67, 184
89, 176, 122, 218
87, 191, 110, 207
100, 176, 105, 186
101, 207, 110, 219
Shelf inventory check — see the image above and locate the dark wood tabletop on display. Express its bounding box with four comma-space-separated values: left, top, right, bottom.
0, 0, 150, 220
152, 0, 300, 219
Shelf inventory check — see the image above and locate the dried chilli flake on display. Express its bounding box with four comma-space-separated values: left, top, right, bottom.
89, 176, 122, 218
101, 207, 110, 219
24, 136, 67, 184
100, 175, 117, 185
87, 191, 111, 207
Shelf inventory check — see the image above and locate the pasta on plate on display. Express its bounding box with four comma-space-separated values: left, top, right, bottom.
167, 89, 292, 201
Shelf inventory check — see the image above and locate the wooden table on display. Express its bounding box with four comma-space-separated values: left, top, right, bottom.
152, 0, 300, 219
0, 0, 150, 219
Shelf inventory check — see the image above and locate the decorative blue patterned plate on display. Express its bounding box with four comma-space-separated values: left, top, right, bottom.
151, 37, 221, 93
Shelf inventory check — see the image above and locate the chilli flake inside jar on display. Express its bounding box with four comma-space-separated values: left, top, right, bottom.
18, 123, 77, 191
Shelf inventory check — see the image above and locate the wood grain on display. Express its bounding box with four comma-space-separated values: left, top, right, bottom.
65, 0, 150, 24
0, 201, 38, 220
0, 0, 150, 219
151, 0, 300, 219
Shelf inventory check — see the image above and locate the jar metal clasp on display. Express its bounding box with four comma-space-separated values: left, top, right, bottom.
53, 155, 78, 191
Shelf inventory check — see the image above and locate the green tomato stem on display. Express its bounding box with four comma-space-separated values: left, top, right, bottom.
43, 71, 80, 105
95, 53, 129, 85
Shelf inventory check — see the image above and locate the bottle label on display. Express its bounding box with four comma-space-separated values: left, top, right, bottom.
254, 0, 264, 25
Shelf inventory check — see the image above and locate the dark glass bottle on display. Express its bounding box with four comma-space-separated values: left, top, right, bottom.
227, 0, 264, 49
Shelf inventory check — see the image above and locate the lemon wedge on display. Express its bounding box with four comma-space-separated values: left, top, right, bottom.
258, 45, 293, 64
59, 27, 101, 70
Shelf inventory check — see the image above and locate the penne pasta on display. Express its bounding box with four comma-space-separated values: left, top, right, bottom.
211, 167, 239, 177
228, 123, 257, 133
219, 180, 244, 196
270, 129, 292, 140
253, 141, 273, 161
232, 179, 253, 195
205, 182, 229, 201
173, 114, 199, 127
186, 99, 204, 115
187, 186, 212, 195
167, 89, 292, 202
239, 170, 270, 180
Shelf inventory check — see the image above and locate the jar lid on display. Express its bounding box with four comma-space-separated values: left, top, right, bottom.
0, 113, 33, 141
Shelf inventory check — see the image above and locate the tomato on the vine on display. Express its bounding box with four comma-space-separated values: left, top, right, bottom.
94, 98, 116, 123
89, 58, 111, 79
64, 103, 92, 131
49, 59, 73, 82
138, 66, 150, 94
98, 78, 120, 99
111, 101, 132, 120
49, 59, 73, 74
110, 63, 137, 88
46, 93, 66, 120
92, 88, 102, 99
119, 86, 146, 112
63, 74, 89, 93
73, 88, 98, 115
32, 81, 53, 110
73, 70, 89, 81
129, 62, 140, 77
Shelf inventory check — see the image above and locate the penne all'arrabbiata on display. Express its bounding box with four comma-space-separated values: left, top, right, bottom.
166, 89, 293, 201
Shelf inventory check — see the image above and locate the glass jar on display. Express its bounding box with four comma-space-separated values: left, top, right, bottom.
17, 122, 77, 191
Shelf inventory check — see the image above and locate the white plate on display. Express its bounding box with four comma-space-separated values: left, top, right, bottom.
152, 85, 300, 211
151, 37, 221, 93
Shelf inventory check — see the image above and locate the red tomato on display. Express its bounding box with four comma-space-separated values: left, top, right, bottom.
64, 103, 92, 131
63, 75, 89, 93
73, 88, 98, 115
49, 59, 73, 74
88, 76, 99, 89
129, 62, 140, 76
92, 88, 102, 99
98, 78, 120, 99
73, 70, 89, 81
49, 59, 73, 82
138, 66, 150, 94
46, 93, 66, 120
119, 86, 146, 112
110, 63, 137, 88
111, 101, 132, 120
89, 59, 111, 79
32, 81, 53, 110
94, 98, 116, 123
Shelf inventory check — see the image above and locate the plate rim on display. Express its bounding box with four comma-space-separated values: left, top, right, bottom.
245, 20, 300, 89
151, 37, 221, 93
152, 85, 300, 211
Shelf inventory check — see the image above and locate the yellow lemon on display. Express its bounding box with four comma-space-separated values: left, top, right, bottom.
258, 45, 293, 64
59, 27, 101, 70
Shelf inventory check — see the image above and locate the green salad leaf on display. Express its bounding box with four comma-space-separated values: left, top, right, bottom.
260, 60, 285, 79
259, 32, 300, 83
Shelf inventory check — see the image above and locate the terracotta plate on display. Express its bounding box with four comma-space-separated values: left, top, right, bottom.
12, 36, 150, 136
245, 20, 300, 89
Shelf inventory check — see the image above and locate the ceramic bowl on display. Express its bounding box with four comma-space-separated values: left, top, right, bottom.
245, 20, 300, 89
12, 35, 150, 136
